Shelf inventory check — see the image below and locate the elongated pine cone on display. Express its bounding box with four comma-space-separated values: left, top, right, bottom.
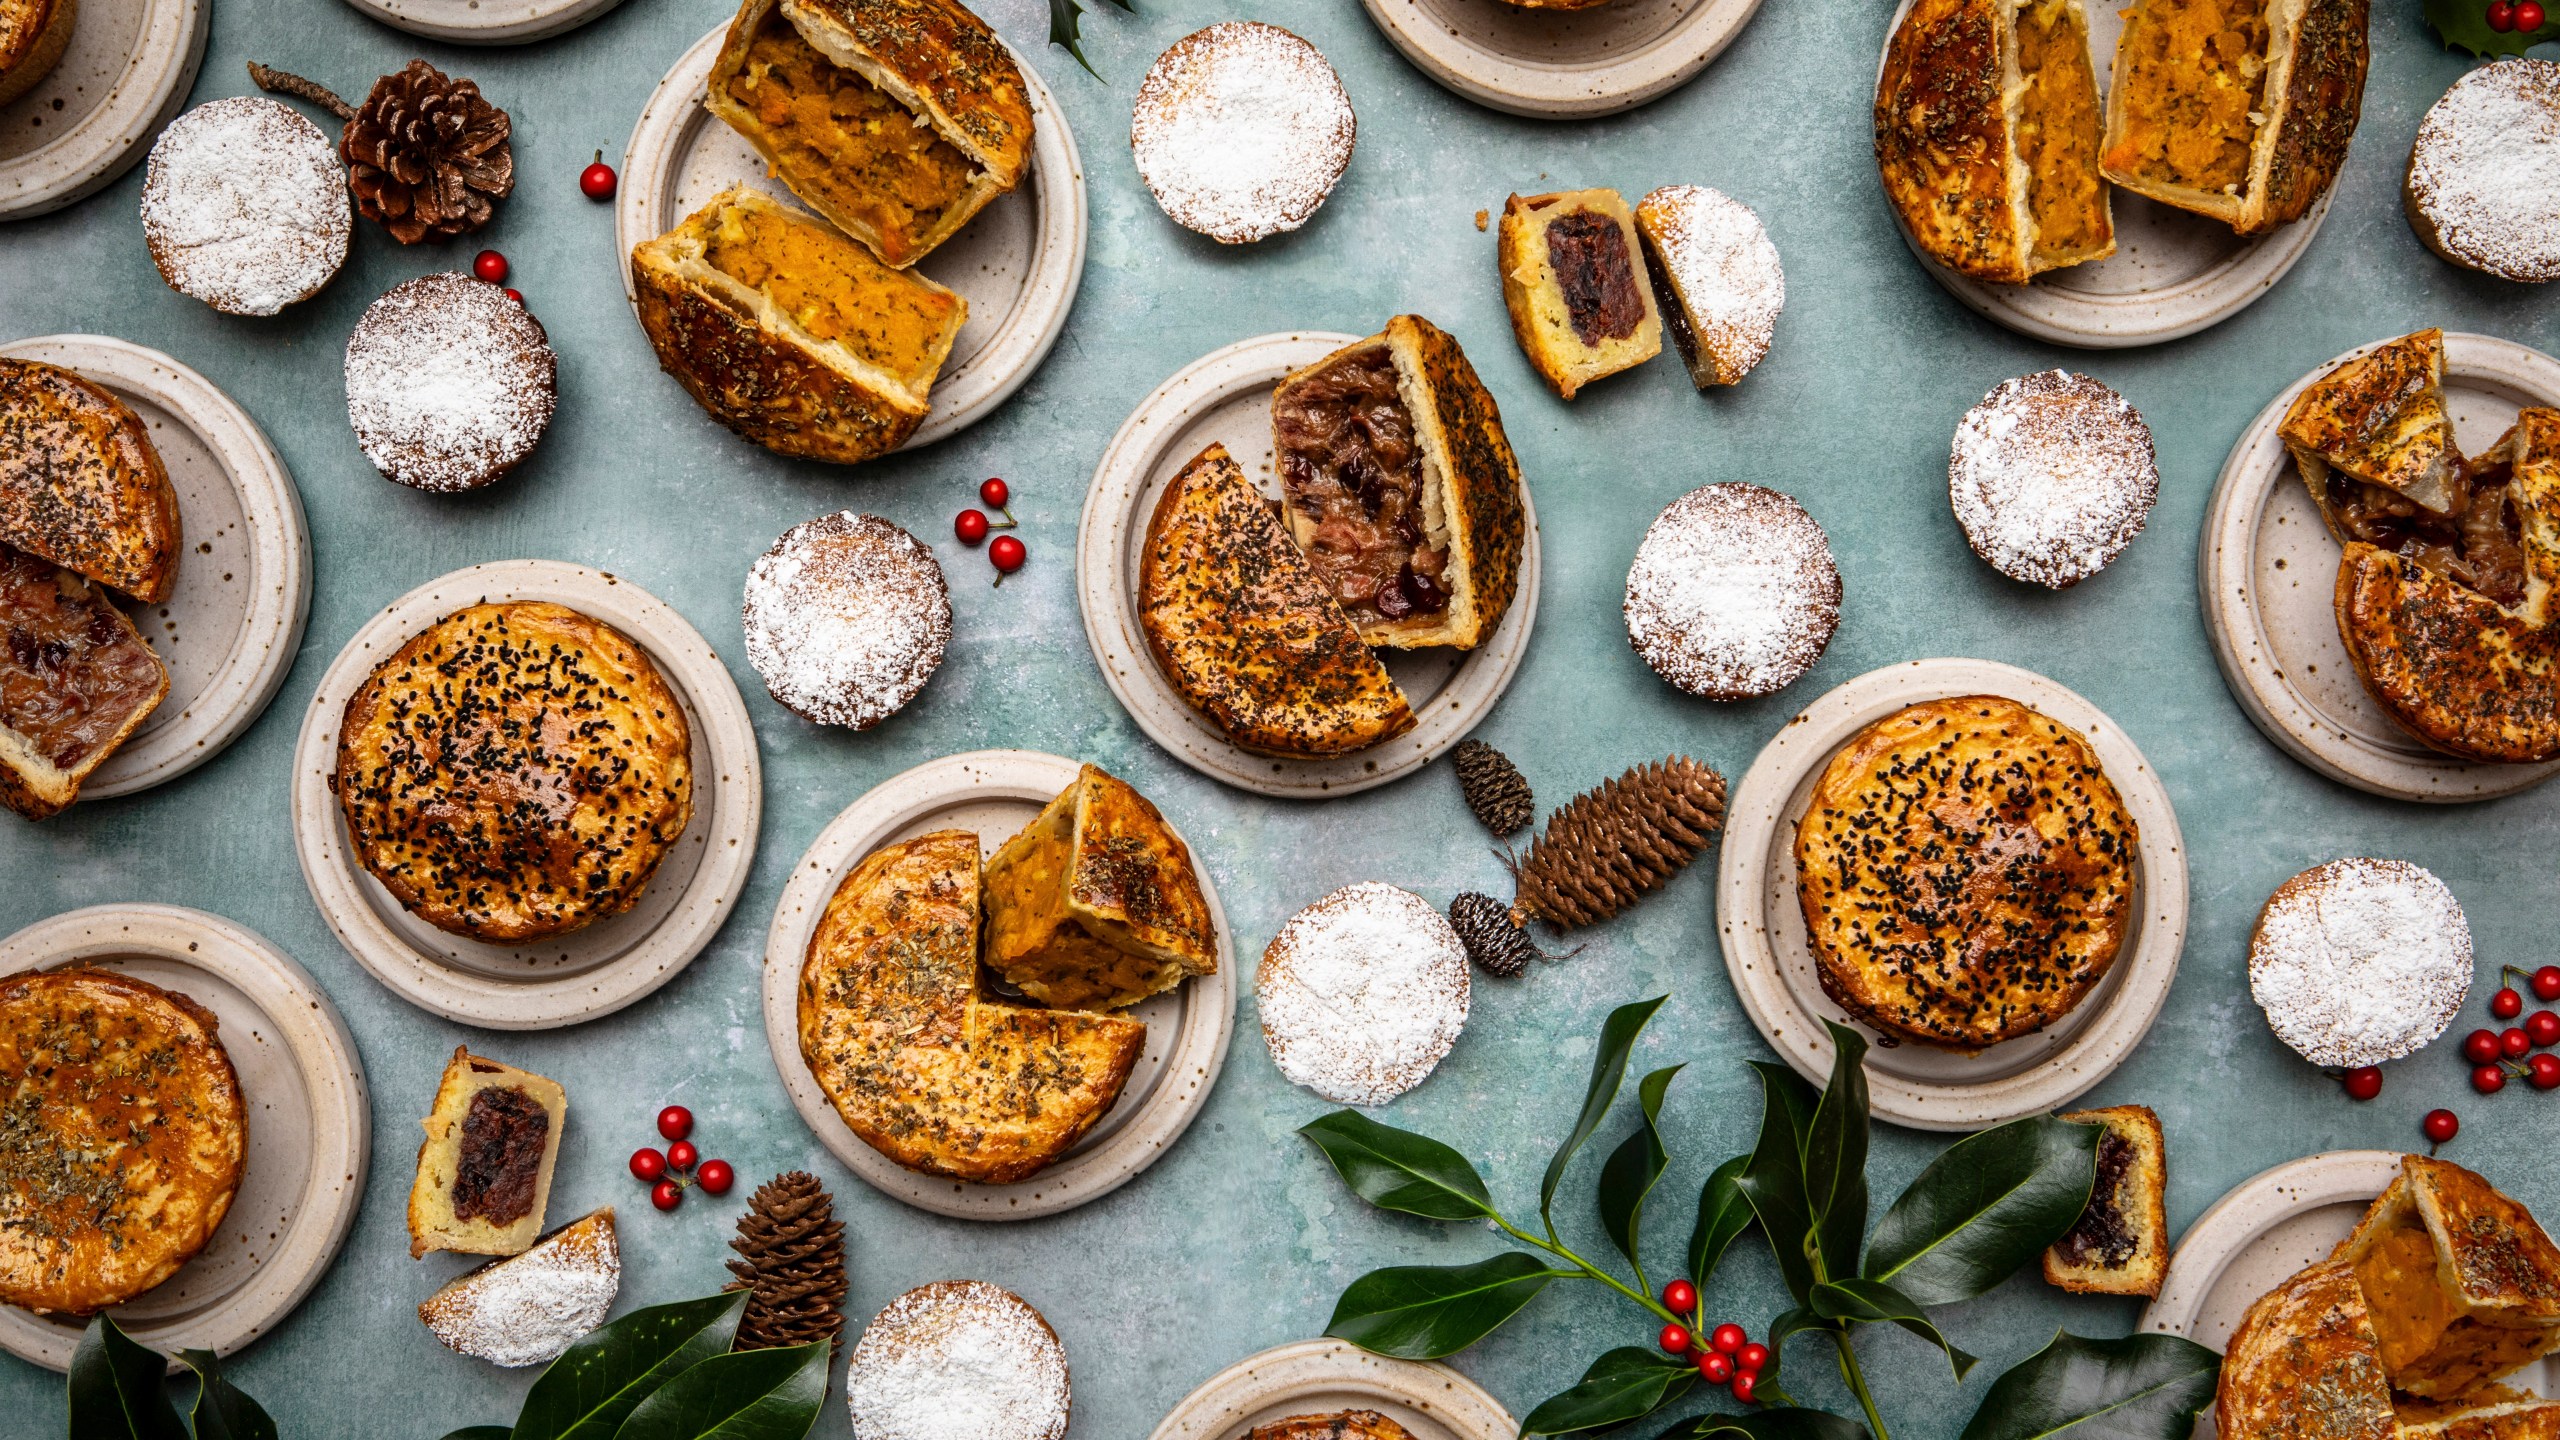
1452, 739, 1534, 836
1450, 891, 1539, 976
1513, 756, 1727, 930
723, 1171, 848, 1352
343, 60, 514, 243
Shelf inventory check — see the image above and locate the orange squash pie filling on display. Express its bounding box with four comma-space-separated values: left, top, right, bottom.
2105, 0, 2270, 197
700, 200, 959, 377
2013, 0, 2108, 264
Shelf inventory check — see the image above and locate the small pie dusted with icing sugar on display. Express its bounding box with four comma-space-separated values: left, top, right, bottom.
1623, 483, 1840, 702
1634, 186, 1785, 388
981, 763, 1217, 1012
2407, 60, 2560, 284
0, 358, 181, 604
0, 0, 75, 109
705, 0, 1033, 269
1874, 0, 2113, 284
634, 186, 965, 465
742, 511, 951, 729
1132, 22, 1356, 245
2332, 1154, 2560, 1400
1499, 189, 1662, 400
847, 1281, 1071, 1440
419, 1206, 619, 1367
406, 1048, 568, 1259
2218, 1258, 2398, 1440
2249, 858, 2471, 1069
1258, 882, 1469, 1106
1949, 370, 2160, 589
140, 97, 350, 317
345, 273, 558, 493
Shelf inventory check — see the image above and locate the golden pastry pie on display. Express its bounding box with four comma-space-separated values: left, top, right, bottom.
2041, 1104, 2167, 1296
0, 547, 168, 821
2217, 1258, 2398, 1440
1249, 1414, 1421, 1440
2333, 1155, 2560, 1399
2283, 328, 2463, 521
1499, 189, 1662, 400
0, 357, 180, 604
2396, 1386, 2560, 1440
981, 763, 1217, 1011
406, 1048, 568, 1259
0, 0, 75, 109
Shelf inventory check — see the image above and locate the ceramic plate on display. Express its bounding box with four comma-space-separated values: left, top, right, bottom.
335, 0, 623, 44
290, 560, 761, 1029
2200, 332, 2560, 802
2140, 1150, 2560, 1438
762, 749, 1234, 1221
0, 0, 202, 220
0, 336, 311, 801
1077, 332, 1541, 799
1716, 658, 2187, 1130
1359, 0, 1764, 119
0, 904, 368, 1370
617, 24, 1086, 451
1875, 0, 2329, 348
1149, 1339, 1517, 1440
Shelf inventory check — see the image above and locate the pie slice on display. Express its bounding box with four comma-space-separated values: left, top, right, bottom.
2041, 1104, 2168, 1297
0, 358, 180, 604
0, 544, 168, 821
2396, 1386, 2560, 1440
406, 1048, 568, 1259
1498, 189, 1662, 400
2282, 328, 2463, 526
2216, 1259, 2397, 1440
981, 763, 1217, 1012
2332, 1154, 2560, 1399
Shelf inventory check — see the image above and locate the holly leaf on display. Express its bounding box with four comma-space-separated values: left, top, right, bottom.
1687, 1154, 1755, 1297
1543, 996, 1670, 1240
440, 1431, 513, 1440
1520, 1347, 1697, 1435
610, 1339, 829, 1440
1863, 1114, 2102, 1306
1598, 1065, 1685, 1285
512, 1290, 747, 1440
1803, 1022, 1871, 1284
1299, 1111, 1497, 1223
1324, 1253, 1574, 1359
1809, 1278, 1978, 1380
1756, 1305, 1834, 1394
1046, 0, 1102, 78
1959, 1332, 2221, 1440
173, 1350, 277, 1440
2425, 0, 2557, 58
1735, 1062, 1820, 1305
1652, 1408, 1872, 1440
67, 1316, 187, 1440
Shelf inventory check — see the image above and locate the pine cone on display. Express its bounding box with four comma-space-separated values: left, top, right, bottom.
722, 1171, 848, 1352
1450, 891, 1538, 977
343, 61, 513, 243
1452, 739, 1533, 836
1512, 756, 1727, 931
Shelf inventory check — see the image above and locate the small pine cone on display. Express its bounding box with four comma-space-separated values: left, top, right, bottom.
343, 61, 514, 243
1452, 739, 1534, 836
723, 1171, 848, 1352
1449, 892, 1537, 977
1514, 756, 1727, 930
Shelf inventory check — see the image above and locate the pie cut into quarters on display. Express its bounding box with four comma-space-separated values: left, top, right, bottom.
2331, 1154, 2560, 1400
980, 763, 1218, 1012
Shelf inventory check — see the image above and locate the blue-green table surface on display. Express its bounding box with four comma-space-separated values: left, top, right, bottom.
6, 0, 2559, 1433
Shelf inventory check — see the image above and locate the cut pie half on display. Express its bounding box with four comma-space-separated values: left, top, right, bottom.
2216, 1258, 2397, 1440
2282, 327, 2462, 524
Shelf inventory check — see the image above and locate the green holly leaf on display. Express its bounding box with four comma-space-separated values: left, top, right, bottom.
611, 1339, 829, 1440
1959, 1331, 2221, 1440
1809, 1278, 1979, 1380
1299, 1110, 1497, 1223
1324, 1253, 1575, 1359
1597, 1065, 1685, 1285
1686, 1154, 1754, 1297
2425, 0, 2556, 58
1803, 1022, 1871, 1284
173, 1350, 277, 1440
1543, 995, 1670, 1241
66, 1316, 187, 1440
1863, 1114, 2102, 1306
1734, 1062, 1819, 1305
1652, 1408, 1871, 1440
512, 1290, 747, 1440
1520, 1347, 1697, 1435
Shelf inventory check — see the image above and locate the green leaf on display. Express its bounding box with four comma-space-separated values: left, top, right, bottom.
2425, 0, 2557, 58
1803, 1022, 1871, 1283
1298, 1111, 1497, 1223
1520, 1347, 1697, 1435
1542, 996, 1669, 1239
1652, 1407, 1872, 1440
1959, 1332, 2221, 1440
172, 1350, 276, 1440
1598, 1065, 1685, 1285
1863, 1115, 2103, 1306
1735, 1061, 1819, 1304
1809, 1278, 1978, 1380
1686, 1154, 1754, 1299
1046, 0, 1101, 78
443, 1431, 514, 1440
1324, 1253, 1573, 1359
66, 1316, 186, 1440
1756, 1305, 1833, 1393
513, 1291, 747, 1440
611, 1339, 829, 1440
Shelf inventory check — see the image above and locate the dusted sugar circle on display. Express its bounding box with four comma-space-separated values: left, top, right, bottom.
848, 1281, 1069, 1440
2406, 59, 2560, 283
2250, 858, 2472, 1069
1624, 483, 1840, 701
1131, 22, 1355, 244
345, 273, 558, 492
1258, 882, 1470, 1105
743, 512, 951, 729
1949, 371, 2159, 589
140, 97, 350, 317
1634, 185, 1786, 388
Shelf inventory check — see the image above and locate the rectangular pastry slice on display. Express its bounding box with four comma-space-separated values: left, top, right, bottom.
1270, 315, 1527, 651
2332, 1154, 2560, 1399
982, 763, 1218, 1011
2041, 1104, 2168, 1296
0, 545, 168, 820
407, 1047, 568, 1259
1498, 189, 1662, 400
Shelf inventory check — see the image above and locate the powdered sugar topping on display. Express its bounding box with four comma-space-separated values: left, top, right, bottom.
419, 1208, 620, 1367
2408, 59, 2560, 283
1637, 186, 1784, 384
2250, 858, 2472, 1069
344, 272, 557, 493
1131, 22, 1355, 244
1625, 484, 1839, 701
743, 512, 951, 729
1949, 370, 2158, 589
140, 97, 349, 317
1258, 882, 1470, 1106
848, 1281, 1069, 1440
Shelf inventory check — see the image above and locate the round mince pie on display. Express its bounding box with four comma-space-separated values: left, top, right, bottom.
140, 97, 350, 317
2406, 59, 2560, 284
1131, 22, 1355, 245
2249, 858, 2471, 1069
742, 512, 950, 730
1949, 370, 2159, 589
847, 1281, 1070, 1440
1624, 483, 1840, 701
345, 273, 558, 493
1258, 882, 1469, 1105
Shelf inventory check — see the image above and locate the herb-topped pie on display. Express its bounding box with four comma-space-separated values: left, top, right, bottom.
2218, 1259, 2398, 1440
981, 764, 1216, 1012
2333, 1154, 2560, 1399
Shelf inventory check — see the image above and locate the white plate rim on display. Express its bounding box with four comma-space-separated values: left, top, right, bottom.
1357, 0, 1767, 120
1075, 331, 1542, 799
1146, 1338, 1519, 1440
1715, 657, 2189, 1130
615, 23, 1087, 451
0, 335, 312, 801
0, 0, 204, 221
2137, 1148, 2401, 1340
0, 902, 370, 1371
759, 748, 1236, 1221
289, 560, 762, 1030
332, 0, 625, 45
2198, 331, 2560, 803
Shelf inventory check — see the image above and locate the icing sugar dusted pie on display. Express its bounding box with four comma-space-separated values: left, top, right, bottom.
847, 1281, 1070, 1440
742, 511, 952, 729
1132, 22, 1356, 245
1634, 186, 1785, 388
419, 1206, 619, 1366
1257, 882, 1469, 1106
139, 98, 351, 318
1949, 370, 2159, 589
2407, 60, 2560, 283
1499, 188, 1662, 400
344, 273, 558, 493
2248, 857, 2470, 1069
1624, 483, 1840, 702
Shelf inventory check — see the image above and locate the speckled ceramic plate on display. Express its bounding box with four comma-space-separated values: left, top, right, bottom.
617, 24, 1085, 451
1078, 331, 1541, 799
0, 336, 311, 802
1149, 1339, 1517, 1440
2201, 332, 2560, 803
335, 0, 622, 44
2140, 1149, 2560, 1438
762, 749, 1234, 1221
290, 561, 761, 1030
1360, 0, 1764, 119
1875, 0, 2329, 349
0, 904, 369, 1371
1716, 658, 2188, 1130
0, 0, 202, 219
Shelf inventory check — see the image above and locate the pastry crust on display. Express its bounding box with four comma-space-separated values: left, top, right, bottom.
2397, 1387, 2560, 1440
0, 0, 75, 110
1499, 190, 1662, 399
798, 830, 1145, 1185
2217, 1258, 2398, 1440
2282, 328, 2462, 521
2333, 1155, 2560, 1399
0, 968, 243, 1316
633, 186, 964, 465
705, 0, 1031, 268
2041, 1104, 2167, 1297
0, 548, 168, 821
1249, 1414, 1422, 1440
332, 602, 695, 943
1634, 186, 1785, 388
0, 358, 180, 604
1138, 443, 1415, 757
981, 763, 1217, 1012
406, 1048, 568, 1259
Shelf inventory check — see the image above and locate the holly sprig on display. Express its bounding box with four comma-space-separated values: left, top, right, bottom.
2425, 0, 2556, 58
68, 1315, 276, 1440
1048, 0, 1135, 79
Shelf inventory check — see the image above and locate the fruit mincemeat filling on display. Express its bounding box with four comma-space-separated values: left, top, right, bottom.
727, 13, 978, 248
0, 546, 162, 772
2013, 0, 2107, 260
1544, 211, 1647, 347
2052, 1127, 2139, 1268
450, 1084, 549, 1226
2107, 0, 2270, 194
702, 203, 955, 375
2328, 455, 2530, 606
1273, 349, 1451, 621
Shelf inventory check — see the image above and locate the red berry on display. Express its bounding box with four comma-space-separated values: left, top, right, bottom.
581, 153, 618, 201
2532, 1054, 2560, 1090
1662, 1279, 1697, 1315
2519, 0, 2546, 27
1659, 1324, 1692, 1355
1737, 1342, 1770, 1373
651, 1178, 683, 1211
1700, 1352, 1735, 1383
2504, 1028, 2532, 1059
2475, 1063, 2508, 1094
473, 249, 508, 284
667, 1140, 699, 1171
658, 1105, 693, 1140
1731, 1372, 1758, 1404
2491, 0, 2519, 25
2531, 1012, 2560, 1048
697, 1159, 736, 1194
955, 509, 990, 545
629, 1146, 667, 1182
980, 477, 1010, 510
1711, 1323, 1746, 1355
2341, 1066, 2382, 1101
2465, 1028, 2504, 1065
503, 288, 524, 306
989, 535, 1026, 575
2536, 966, 2560, 1002
2424, 1108, 2460, 1144
2493, 987, 2525, 1020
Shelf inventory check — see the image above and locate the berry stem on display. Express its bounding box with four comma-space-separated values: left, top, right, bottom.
1830, 1330, 1892, 1440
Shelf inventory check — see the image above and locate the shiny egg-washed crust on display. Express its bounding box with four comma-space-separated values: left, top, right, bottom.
1248, 1413, 1422, 1440
1139, 444, 1415, 757
2333, 1154, 2560, 1399
2336, 409, 2560, 765
981, 763, 1217, 1012
1876, 0, 2025, 282
2395, 1387, 2560, 1439
2282, 328, 2462, 521
0, 359, 180, 604
0, 969, 243, 1316
799, 830, 1145, 1185
0, 0, 75, 109
332, 602, 695, 943
2216, 1258, 2398, 1440
706, 0, 1032, 267
1795, 695, 2137, 1051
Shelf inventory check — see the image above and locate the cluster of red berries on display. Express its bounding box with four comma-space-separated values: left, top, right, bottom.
2486, 0, 2547, 30
2462, 965, 2560, 1096
628, 1106, 733, 1212
1653, 1280, 1769, 1404
953, 479, 1028, 583
470, 249, 525, 307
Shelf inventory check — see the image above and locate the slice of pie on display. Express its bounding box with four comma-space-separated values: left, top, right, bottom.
406, 1048, 568, 1259
0, 544, 168, 821
1498, 189, 1662, 400
2332, 1154, 2560, 1399
2217, 1259, 2398, 1440
981, 763, 1217, 1012
2282, 328, 2463, 525
2041, 1104, 2168, 1297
